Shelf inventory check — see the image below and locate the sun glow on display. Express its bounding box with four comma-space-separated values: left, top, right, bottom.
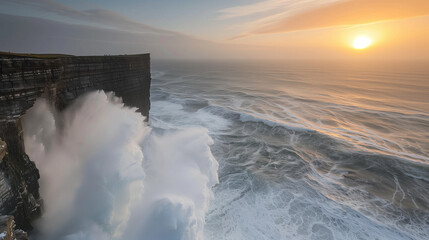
353, 36, 372, 49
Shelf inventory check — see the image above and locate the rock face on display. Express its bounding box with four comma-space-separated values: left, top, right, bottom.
0, 54, 151, 230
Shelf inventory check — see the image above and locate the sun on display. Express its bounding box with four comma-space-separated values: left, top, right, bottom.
352, 36, 372, 49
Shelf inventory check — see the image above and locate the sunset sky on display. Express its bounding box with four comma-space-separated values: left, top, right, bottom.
0, 0, 428, 60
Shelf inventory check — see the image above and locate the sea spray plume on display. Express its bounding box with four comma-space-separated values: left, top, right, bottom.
23, 91, 148, 239
123, 128, 219, 240
22, 91, 219, 239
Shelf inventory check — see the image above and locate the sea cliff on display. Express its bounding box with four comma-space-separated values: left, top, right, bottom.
0, 53, 151, 232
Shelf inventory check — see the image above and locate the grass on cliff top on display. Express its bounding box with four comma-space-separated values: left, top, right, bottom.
0, 51, 74, 59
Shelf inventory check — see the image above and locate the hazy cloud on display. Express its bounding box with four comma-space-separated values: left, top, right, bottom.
218, 0, 340, 20
0, 13, 203, 58
256, 0, 429, 34
0, 13, 286, 59
0, 0, 175, 35
224, 0, 429, 38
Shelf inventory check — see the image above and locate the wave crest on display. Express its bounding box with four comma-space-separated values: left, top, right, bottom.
23, 91, 218, 240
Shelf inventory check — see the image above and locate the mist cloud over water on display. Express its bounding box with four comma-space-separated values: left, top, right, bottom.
23, 91, 218, 240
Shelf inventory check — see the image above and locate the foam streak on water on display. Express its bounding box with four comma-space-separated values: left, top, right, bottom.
149, 60, 429, 240
21, 59, 429, 240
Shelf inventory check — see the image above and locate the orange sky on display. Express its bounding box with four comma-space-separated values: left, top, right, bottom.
226, 0, 429, 60
247, 0, 429, 34
231, 16, 429, 60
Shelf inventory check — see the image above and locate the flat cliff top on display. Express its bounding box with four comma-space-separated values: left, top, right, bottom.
0, 51, 73, 59
0, 52, 150, 60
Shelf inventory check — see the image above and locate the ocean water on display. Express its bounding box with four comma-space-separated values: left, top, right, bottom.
22, 60, 429, 240
150, 60, 429, 240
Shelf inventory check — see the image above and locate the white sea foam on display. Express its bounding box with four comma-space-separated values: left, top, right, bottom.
23, 91, 218, 240
150, 100, 231, 132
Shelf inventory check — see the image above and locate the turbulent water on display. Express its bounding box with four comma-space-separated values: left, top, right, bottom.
22, 60, 429, 240
149, 60, 429, 240
23, 92, 218, 239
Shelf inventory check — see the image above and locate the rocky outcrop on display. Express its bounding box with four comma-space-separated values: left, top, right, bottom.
0, 215, 28, 240
0, 54, 151, 231
0, 134, 40, 231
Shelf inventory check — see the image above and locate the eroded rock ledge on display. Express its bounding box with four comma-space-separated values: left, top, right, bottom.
0, 53, 151, 231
